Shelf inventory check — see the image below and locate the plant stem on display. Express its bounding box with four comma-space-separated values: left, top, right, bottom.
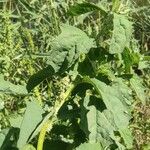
37, 119, 53, 150
37, 83, 75, 150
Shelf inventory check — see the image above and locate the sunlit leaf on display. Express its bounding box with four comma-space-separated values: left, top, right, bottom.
81, 77, 133, 149
17, 101, 43, 149
46, 24, 95, 73
109, 14, 133, 54
21, 144, 36, 150
130, 75, 147, 104
0, 75, 28, 95
75, 142, 102, 150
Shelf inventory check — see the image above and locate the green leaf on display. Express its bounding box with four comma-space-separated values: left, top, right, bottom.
68, 2, 106, 16
9, 114, 23, 128
83, 77, 132, 127
21, 144, 36, 150
0, 129, 9, 148
122, 48, 134, 73
122, 48, 140, 73
17, 101, 43, 149
119, 128, 133, 149
80, 95, 125, 149
81, 77, 133, 149
130, 75, 146, 104
75, 142, 102, 150
46, 24, 95, 73
26, 66, 54, 92
0, 128, 16, 150
109, 14, 133, 54
0, 75, 28, 96
28, 111, 54, 142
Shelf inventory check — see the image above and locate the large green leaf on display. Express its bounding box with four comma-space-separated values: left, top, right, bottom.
81, 77, 133, 149
83, 77, 132, 127
80, 95, 125, 149
46, 24, 95, 73
67, 2, 106, 16
75, 142, 102, 150
109, 14, 133, 54
17, 101, 43, 149
0, 75, 28, 95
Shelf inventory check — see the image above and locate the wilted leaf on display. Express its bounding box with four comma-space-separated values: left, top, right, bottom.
17, 101, 43, 149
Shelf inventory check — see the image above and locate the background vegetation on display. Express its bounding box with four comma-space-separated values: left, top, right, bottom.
0, 0, 149, 150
